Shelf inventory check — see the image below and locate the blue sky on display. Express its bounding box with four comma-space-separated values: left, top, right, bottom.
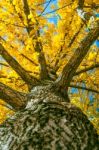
42, 1, 99, 48
42, 0, 58, 24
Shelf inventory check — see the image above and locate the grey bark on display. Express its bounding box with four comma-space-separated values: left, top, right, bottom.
0, 85, 98, 150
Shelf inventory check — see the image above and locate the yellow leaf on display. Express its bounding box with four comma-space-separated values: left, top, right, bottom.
28, 14, 33, 19
13, 0, 17, 5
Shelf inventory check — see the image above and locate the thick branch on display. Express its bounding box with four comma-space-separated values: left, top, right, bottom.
69, 84, 99, 94
23, 0, 49, 80
0, 44, 39, 88
75, 63, 99, 76
55, 20, 99, 90
0, 82, 27, 110
23, 0, 31, 33
32, 27, 49, 79
38, 51, 49, 79
78, 0, 84, 9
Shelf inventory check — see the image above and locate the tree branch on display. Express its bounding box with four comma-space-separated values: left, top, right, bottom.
69, 84, 99, 94
23, 0, 32, 34
0, 62, 9, 67
68, 23, 84, 47
75, 63, 99, 76
36, 0, 56, 6
0, 82, 27, 110
40, 3, 72, 16
0, 102, 14, 111
55, 20, 99, 91
21, 53, 38, 66
77, 0, 95, 23
38, 0, 52, 17
23, 0, 49, 80
0, 75, 7, 78
78, 0, 84, 9
0, 44, 39, 89
54, 32, 68, 72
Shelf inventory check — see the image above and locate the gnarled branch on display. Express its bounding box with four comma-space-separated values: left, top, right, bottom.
0, 44, 39, 89
55, 20, 99, 92
0, 82, 27, 110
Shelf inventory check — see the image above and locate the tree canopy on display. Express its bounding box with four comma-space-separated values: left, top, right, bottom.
0, 0, 99, 133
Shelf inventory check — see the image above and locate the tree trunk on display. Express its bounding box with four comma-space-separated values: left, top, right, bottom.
0, 84, 98, 150
0, 7, 99, 150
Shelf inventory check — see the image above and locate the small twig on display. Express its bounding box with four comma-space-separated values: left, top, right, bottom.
21, 54, 38, 66
38, 0, 52, 17
75, 63, 99, 76
69, 84, 99, 94
0, 62, 9, 67
36, 0, 56, 6
39, 3, 72, 16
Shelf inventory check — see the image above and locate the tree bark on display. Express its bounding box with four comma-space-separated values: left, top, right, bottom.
0, 85, 98, 149
0, 44, 39, 89
0, 82, 27, 110
0, 1, 99, 149
23, 0, 49, 80
55, 21, 99, 91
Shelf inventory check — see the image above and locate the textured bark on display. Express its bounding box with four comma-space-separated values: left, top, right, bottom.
0, 44, 39, 88
0, 82, 27, 110
0, 1, 99, 149
0, 85, 98, 149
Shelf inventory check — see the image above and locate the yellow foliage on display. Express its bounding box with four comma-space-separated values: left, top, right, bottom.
0, 0, 98, 133
88, 52, 96, 61
85, 0, 93, 5
0, 100, 14, 124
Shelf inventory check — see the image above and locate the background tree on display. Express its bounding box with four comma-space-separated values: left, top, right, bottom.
0, 0, 99, 149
